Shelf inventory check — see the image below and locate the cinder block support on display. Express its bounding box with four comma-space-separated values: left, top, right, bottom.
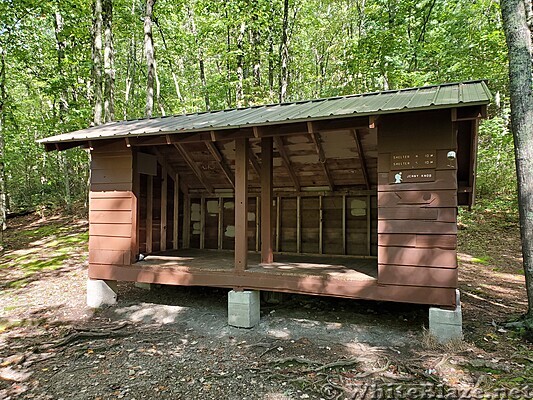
87, 279, 118, 308
429, 290, 463, 343
228, 290, 260, 328
135, 282, 153, 290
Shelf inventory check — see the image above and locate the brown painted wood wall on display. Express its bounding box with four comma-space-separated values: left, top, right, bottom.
89, 141, 136, 269
377, 110, 458, 305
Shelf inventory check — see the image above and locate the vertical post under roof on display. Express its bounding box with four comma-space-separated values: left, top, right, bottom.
235, 138, 249, 271
260, 137, 274, 264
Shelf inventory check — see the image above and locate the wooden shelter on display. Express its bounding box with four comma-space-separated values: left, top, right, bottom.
40, 81, 490, 311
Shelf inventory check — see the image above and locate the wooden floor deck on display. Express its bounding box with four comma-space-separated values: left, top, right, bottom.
88, 249, 455, 305
139, 249, 378, 281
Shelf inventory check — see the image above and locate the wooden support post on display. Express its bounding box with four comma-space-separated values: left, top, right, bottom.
160, 168, 168, 252
275, 197, 281, 252
146, 175, 153, 254
342, 194, 347, 255
319, 195, 323, 254
200, 196, 205, 249
351, 129, 370, 190
297, 196, 301, 254
132, 152, 140, 261
367, 195, 372, 256
173, 173, 179, 249
234, 138, 249, 271
183, 194, 190, 248
255, 197, 260, 252
218, 197, 223, 250
261, 137, 274, 264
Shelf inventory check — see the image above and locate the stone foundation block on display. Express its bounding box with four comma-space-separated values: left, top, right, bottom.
228, 290, 260, 328
135, 282, 153, 290
87, 279, 118, 308
429, 290, 463, 343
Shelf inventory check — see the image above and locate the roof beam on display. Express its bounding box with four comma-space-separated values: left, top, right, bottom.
151, 148, 189, 194
204, 141, 235, 189
173, 143, 214, 193
350, 129, 370, 190
247, 141, 261, 177
307, 122, 334, 191
273, 136, 300, 192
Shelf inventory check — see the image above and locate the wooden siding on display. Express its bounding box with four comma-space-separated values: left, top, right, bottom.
377, 110, 458, 304
89, 141, 135, 267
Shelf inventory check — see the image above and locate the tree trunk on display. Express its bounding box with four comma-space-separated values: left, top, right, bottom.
154, 19, 184, 105
225, 8, 232, 108
252, 29, 261, 89
236, 21, 246, 108
103, 0, 115, 122
144, 0, 156, 118
0, 47, 7, 245
92, 0, 103, 125
154, 59, 165, 116
124, 0, 136, 120
279, 0, 289, 102
53, 10, 72, 212
268, 30, 274, 99
501, 0, 533, 321
188, 5, 210, 111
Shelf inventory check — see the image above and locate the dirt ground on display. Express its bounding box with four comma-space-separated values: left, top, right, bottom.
0, 209, 532, 400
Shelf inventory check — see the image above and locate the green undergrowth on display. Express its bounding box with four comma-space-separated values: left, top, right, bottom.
458, 196, 521, 273
0, 216, 88, 289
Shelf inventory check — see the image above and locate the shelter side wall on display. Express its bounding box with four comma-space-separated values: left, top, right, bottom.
377, 110, 458, 306
89, 141, 135, 271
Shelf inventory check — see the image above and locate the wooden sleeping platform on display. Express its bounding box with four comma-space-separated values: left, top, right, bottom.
139, 249, 378, 280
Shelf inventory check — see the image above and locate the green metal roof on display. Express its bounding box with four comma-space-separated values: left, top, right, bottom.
38, 80, 491, 145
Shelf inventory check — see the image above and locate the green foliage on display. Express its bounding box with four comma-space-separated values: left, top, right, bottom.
0, 0, 515, 213
477, 112, 517, 203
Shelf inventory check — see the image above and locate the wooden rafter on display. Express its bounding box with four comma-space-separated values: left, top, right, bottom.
273, 136, 300, 192
350, 129, 370, 190
247, 142, 261, 177
307, 122, 334, 191
205, 141, 235, 189
151, 148, 189, 194
173, 143, 214, 193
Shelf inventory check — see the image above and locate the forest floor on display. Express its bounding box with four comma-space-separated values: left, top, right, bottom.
0, 205, 532, 400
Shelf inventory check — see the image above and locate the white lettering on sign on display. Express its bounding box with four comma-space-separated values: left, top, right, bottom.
391, 151, 436, 169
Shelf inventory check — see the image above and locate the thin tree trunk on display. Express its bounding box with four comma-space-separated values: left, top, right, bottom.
501, 0, 533, 321
154, 19, 183, 104
236, 21, 246, 108
92, 0, 103, 125
225, 8, 232, 108
103, 0, 115, 122
154, 59, 165, 116
53, 10, 72, 211
279, 0, 289, 102
188, 5, 210, 111
124, 0, 136, 120
144, 0, 156, 118
268, 30, 274, 98
251, 13, 261, 94
0, 47, 7, 244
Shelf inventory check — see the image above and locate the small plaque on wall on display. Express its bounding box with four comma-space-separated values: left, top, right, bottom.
391, 151, 436, 169
390, 169, 436, 184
